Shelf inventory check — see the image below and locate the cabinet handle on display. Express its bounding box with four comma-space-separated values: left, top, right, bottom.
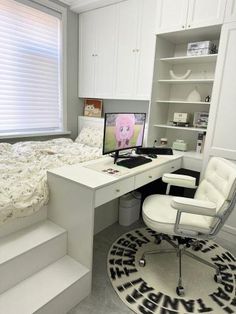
148, 175, 153, 179
171, 166, 175, 169
116, 189, 120, 193
182, 25, 185, 29
136, 49, 139, 52
188, 25, 191, 28
132, 49, 136, 52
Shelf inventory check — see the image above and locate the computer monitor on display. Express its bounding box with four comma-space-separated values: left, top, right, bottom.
103, 113, 146, 163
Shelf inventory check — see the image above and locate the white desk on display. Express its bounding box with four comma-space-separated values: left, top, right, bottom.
47, 155, 182, 302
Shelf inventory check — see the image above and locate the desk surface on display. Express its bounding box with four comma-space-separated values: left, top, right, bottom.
48, 155, 182, 190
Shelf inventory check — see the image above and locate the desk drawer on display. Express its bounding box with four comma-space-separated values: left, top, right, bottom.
95, 176, 135, 207
134, 160, 180, 189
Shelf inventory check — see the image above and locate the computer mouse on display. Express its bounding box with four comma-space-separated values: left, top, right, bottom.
148, 154, 157, 158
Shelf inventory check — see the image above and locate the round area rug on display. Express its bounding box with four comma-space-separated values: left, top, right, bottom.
107, 228, 236, 314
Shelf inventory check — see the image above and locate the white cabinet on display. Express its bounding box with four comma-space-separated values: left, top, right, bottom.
135, 0, 157, 99
94, 6, 117, 98
79, 10, 97, 97
79, 0, 156, 100
115, 0, 156, 100
156, 0, 227, 34
203, 22, 236, 166
187, 0, 226, 29
156, 0, 189, 33
79, 5, 117, 98
114, 0, 138, 99
224, 0, 236, 22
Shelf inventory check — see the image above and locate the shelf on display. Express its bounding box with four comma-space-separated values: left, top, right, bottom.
154, 124, 207, 132
156, 100, 211, 105
158, 79, 214, 84
160, 54, 218, 64
173, 150, 203, 160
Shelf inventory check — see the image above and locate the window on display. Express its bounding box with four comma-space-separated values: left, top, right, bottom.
0, 0, 65, 136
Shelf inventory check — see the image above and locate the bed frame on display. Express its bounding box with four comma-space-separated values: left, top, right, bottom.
78, 116, 104, 134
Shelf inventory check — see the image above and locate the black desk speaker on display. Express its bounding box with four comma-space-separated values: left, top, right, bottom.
136, 147, 173, 155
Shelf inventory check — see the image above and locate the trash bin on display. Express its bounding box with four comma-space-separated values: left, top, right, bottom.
119, 191, 141, 226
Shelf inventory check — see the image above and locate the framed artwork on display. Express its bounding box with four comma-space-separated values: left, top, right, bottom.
84, 99, 103, 117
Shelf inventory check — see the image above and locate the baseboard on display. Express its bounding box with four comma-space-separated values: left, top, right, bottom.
216, 224, 236, 246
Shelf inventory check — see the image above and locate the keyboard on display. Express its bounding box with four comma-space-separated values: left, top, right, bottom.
117, 156, 152, 168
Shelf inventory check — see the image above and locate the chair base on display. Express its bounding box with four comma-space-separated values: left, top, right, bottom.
139, 234, 222, 296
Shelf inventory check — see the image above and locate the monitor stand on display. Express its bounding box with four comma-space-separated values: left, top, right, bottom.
112, 151, 133, 164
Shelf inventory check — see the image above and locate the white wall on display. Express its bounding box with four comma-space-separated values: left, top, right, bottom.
102, 99, 149, 115
66, 9, 82, 139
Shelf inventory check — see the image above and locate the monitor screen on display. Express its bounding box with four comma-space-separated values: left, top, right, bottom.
103, 113, 146, 155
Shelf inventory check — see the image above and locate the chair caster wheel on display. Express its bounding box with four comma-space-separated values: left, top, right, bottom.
139, 259, 146, 267
192, 244, 202, 251
155, 235, 162, 245
176, 286, 185, 296
214, 273, 222, 283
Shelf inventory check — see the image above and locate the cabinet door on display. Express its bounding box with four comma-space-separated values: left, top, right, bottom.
187, 0, 227, 29
79, 11, 97, 97
224, 0, 236, 23
114, 0, 139, 99
94, 5, 117, 98
134, 0, 156, 100
156, 0, 189, 34
204, 22, 236, 163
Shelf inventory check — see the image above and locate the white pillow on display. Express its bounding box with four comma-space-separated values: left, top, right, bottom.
75, 126, 103, 148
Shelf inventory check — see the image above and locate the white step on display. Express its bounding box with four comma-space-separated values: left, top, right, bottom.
0, 255, 90, 314
0, 220, 67, 294
0, 206, 47, 239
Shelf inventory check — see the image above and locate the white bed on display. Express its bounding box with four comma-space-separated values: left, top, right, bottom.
0, 116, 104, 226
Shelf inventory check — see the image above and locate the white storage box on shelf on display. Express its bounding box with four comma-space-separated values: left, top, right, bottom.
187, 41, 216, 56
119, 192, 141, 226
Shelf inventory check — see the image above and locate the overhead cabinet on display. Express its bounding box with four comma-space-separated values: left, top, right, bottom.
115, 0, 156, 100
79, 0, 156, 100
156, 0, 227, 34
224, 0, 236, 22
79, 5, 117, 98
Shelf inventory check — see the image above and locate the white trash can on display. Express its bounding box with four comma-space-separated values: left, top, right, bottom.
119, 191, 141, 226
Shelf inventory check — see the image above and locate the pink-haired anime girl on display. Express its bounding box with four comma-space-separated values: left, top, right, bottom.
115, 114, 135, 149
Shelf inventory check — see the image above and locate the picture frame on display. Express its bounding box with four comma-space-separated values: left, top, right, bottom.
84, 99, 103, 117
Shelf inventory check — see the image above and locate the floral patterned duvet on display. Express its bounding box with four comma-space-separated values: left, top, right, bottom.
0, 138, 102, 225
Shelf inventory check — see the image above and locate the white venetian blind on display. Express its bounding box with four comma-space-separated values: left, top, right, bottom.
0, 0, 62, 135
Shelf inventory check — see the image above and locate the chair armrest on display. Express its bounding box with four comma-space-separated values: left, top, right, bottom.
171, 197, 217, 217
162, 173, 197, 189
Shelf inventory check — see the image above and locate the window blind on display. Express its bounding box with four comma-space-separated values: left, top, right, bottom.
0, 0, 63, 135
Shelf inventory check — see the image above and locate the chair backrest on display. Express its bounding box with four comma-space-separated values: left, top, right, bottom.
195, 157, 236, 227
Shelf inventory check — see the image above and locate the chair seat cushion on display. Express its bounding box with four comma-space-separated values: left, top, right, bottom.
143, 195, 212, 237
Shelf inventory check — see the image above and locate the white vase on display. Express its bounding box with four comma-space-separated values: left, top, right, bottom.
187, 88, 201, 102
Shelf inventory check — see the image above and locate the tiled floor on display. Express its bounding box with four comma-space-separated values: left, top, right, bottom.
68, 220, 236, 314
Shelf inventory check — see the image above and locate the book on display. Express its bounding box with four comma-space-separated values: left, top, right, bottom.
84, 99, 103, 117
196, 132, 206, 153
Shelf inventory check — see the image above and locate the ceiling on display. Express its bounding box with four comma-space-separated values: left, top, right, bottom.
61, 0, 124, 13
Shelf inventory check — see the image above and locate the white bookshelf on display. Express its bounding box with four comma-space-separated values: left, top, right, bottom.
156, 100, 211, 105
158, 79, 214, 84
173, 150, 203, 160
160, 54, 218, 64
147, 33, 220, 170
154, 124, 207, 133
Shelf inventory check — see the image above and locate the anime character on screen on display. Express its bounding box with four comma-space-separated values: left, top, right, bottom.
115, 114, 135, 149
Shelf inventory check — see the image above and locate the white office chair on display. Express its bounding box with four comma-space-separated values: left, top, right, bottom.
139, 157, 236, 296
